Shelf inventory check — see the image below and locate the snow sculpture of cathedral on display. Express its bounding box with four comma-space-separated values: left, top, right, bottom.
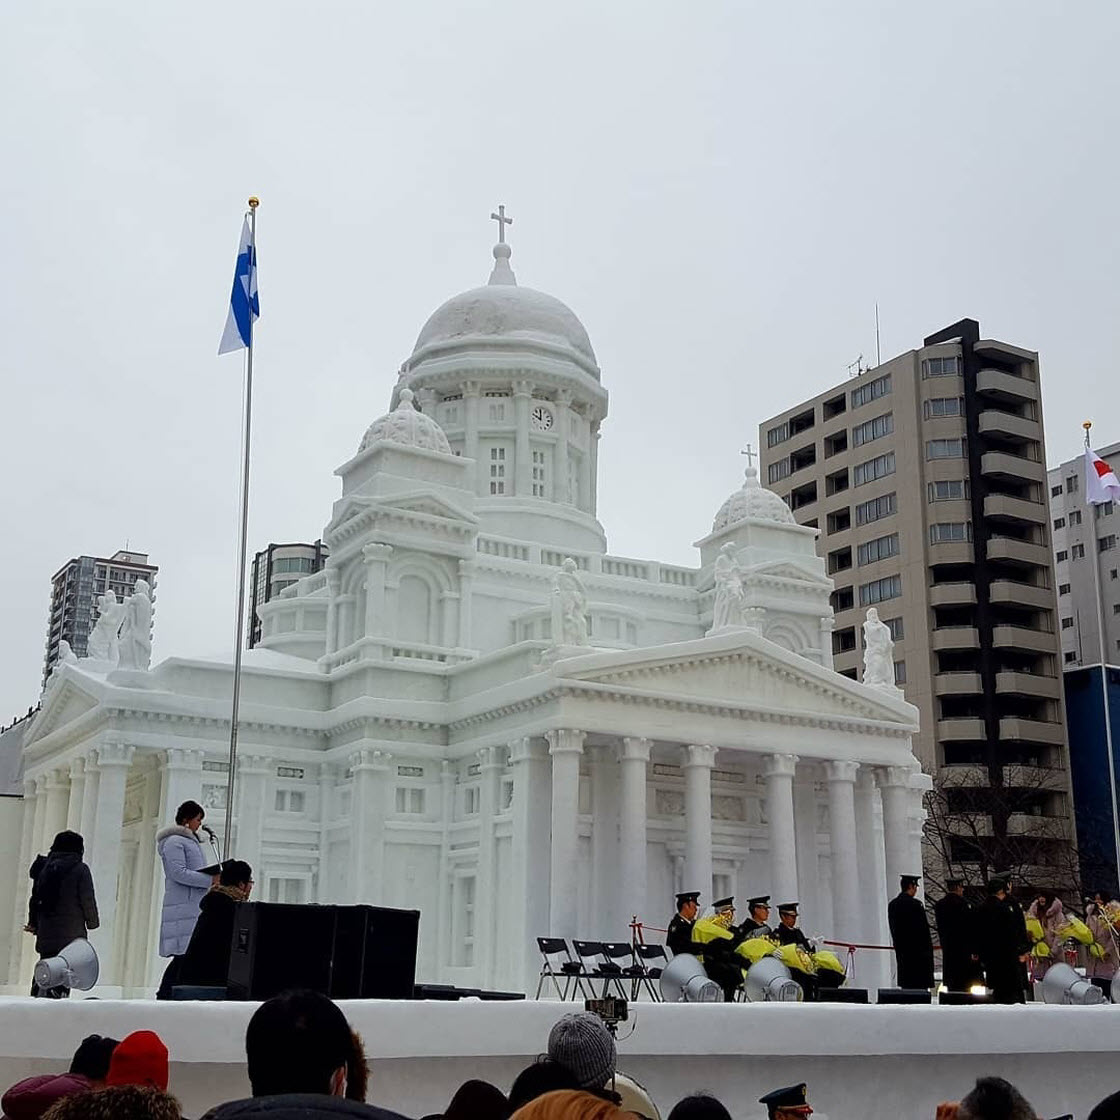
8, 224, 926, 996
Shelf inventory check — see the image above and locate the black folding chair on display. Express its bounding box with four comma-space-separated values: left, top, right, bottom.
535, 937, 586, 1000
572, 940, 625, 998
600, 941, 650, 999
633, 942, 669, 1001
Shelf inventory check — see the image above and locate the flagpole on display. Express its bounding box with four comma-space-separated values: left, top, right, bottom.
1083, 420, 1120, 893
223, 196, 259, 858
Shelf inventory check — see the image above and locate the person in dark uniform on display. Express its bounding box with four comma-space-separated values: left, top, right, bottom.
666, 891, 701, 956
740, 895, 773, 937
934, 878, 981, 991
995, 870, 1032, 999
759, 1083, 813, 1120
887, 874, 934, 990
975, 877, 1027, 1004
775, 903, 813, 951
696, 897, 747, 1001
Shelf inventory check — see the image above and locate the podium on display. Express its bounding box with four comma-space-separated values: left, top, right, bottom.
226, 902, 420, 1001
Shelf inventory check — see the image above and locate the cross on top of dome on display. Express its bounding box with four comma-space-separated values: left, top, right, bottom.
488, 203, 517, 286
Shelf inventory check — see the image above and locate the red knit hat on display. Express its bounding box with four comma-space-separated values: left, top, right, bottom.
105, 1030, 169, 1092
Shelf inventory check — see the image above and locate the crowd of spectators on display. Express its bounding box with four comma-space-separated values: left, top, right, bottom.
2, 997, 1117, 1120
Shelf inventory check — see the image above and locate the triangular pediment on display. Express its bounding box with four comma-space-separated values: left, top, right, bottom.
552, 632, 916, 727
743, 558, 829, 585
324, 496, 370, 536
26, 674, 103, 744
375, 490, 478, 525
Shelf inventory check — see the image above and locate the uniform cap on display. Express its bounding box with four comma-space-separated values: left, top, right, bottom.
777, 902, 799, 915
712, 896, 735, 910
901, 875, 921, 889
675, 891, 700, 907
748, 895, 771, 909
759, 1083, 809, 1111
946, 878, 964, 890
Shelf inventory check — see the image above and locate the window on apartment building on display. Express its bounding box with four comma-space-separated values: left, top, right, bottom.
924, 397, 965, 419
1113, 604, 1120, 615
823, 393, 847, 419
894, 661, 907, 685
1113, 570, 1119, 580
1065, 651, 1078, 663
489, 447, 507, 495
1056, 550, 1068, 562
1070, 510, 1083, 525
827, 507, 852, 534
853, 452, 895, 486
850, 373, 892, 408
857, 533, 900, 565
859, 574, 902, 606
856, 492, 896, 525
926, 438, 966, 459
930, 523, 972, 544
768, 458, 791, 484
885, 616, 904, 641
1101, 535, 1117, 552
1053, 518, 1066, 530
1072, 543, 1086, 560
828, 547, 853, 574
1051, 484, 1063, 497
1066, 475, 1079, 493
1059, 584, 1071, 595
1097, 502, 1115, 519
922, 356, 962, 378
767, 421, 790, 447
831, 586, 854, 612
1061, 617, 1074, 630
852, 412, 894, 447
832, 627, 856, 655
928, 480, 968, 502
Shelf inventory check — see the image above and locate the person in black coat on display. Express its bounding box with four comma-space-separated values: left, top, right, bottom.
27, 831, 99, 998
774, 903, 813, 950
178, 860, 253, 989
934, 878, 981, 991
666, 891, 701, 956
887, 875, 934, 989
975, 877, 1026, 1004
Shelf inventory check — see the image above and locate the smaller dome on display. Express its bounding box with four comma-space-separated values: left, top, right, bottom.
712, 467, 797, 531
358, 388, 452, 456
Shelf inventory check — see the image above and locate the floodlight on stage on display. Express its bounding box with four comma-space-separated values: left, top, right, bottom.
1041, 963, 1104, 1006
659, 953, 723, 1003
743, 956, 802, 1003
660, 954, 723, 1003
969, 984, 988, 996
33, 938, 99, 993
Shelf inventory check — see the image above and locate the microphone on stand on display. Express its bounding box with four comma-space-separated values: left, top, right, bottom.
200, 823, 222, 863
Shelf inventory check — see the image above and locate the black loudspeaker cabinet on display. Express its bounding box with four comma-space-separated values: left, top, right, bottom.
227, 902, 419, 1001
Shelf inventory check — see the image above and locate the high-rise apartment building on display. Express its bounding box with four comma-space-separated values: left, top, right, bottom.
1048, 441, 1120, 668
248, 540, 329, 647
43, 549, 158, 687
761, 318, 1071, 880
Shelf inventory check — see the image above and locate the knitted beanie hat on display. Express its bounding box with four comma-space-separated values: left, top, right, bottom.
546, 1013, 616, 1090
105, 1030, 169, 1092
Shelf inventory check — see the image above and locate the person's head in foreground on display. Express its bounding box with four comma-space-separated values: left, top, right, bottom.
546, 1014, 617, 1093
70, 1035, 120, 1084
105, 1031, 170, 1093
667, 1095, 732, 1120
509, 1090, 630, 1120
955, 1077, 1037, 1120
759, 1083, 812, 1120
1089, 1089, 1120, 1120
41, 1086, 181, 1120
442, 1079, 510, 1120
246, 990, 356, 1097
509, 1059, 581, 1112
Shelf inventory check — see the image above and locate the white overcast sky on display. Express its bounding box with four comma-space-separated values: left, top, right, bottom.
2, 2, 1118, 719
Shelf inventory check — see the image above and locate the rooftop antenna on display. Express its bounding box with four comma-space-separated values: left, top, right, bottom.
875, 302, 881, 367
847, 354, 864, 379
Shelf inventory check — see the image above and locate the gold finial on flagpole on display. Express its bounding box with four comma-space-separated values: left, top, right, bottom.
248, 196, 260, 209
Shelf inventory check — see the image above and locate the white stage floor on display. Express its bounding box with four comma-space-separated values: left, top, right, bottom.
1, 997, 1118, 1120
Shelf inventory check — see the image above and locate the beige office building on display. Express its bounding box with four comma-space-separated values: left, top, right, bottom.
760, 318, 1071, 880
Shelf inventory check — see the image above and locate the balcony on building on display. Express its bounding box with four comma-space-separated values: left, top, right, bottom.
976, 366, 1040, 404
986, 536, 1052, 568
978, 409, 1042, 444
995, 671, 1061, 699
981, 450, 1046, 484
929, 582, 977, 607
992, 625, 1055, 653
999, 717, 1066, 746
984, 493, 1047, 526
989, 580, 1054, 610
935, 671, 983, 695
933, 626, 981, 650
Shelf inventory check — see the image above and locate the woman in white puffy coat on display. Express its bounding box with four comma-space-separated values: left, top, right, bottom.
155, 799, 216, 998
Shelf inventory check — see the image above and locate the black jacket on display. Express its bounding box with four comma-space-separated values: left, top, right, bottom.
775, 924, 813, 952
29, 852, 99, 956
887, 891, 934, 989
178, 889, 240, 986
201, 1094, 409, 1120
666, 914, 696, 956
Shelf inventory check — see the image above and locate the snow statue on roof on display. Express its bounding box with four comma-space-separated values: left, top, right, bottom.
118, 580, 153, 671
862, 607, 896, 691
57, 640, 77, 667
552, 557, 589, 647
710, 542, 747, 634
87, 590, 126, 663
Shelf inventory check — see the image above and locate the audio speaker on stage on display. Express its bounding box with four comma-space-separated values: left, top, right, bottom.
227, 902, 420, 1001
818, 988, 869, 1004
876, 988, 933, 1004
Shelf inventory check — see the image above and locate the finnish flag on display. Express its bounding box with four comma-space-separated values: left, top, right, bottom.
218, 216, 260, 355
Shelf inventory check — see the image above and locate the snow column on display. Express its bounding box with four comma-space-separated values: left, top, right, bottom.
825, 760, 862, 945
548, 729, 585, 939
684, 744, 717, 901
764, 753, 800, 906
511, 736, 551, 993
619, 737, 652, 930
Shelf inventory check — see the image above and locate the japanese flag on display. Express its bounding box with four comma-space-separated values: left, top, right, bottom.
1086, 447, 1120, 504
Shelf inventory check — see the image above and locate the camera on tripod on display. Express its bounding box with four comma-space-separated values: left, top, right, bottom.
585, 996, 629, 1031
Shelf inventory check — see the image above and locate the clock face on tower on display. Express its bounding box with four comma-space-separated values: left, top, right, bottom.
531, 406, 554, 430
